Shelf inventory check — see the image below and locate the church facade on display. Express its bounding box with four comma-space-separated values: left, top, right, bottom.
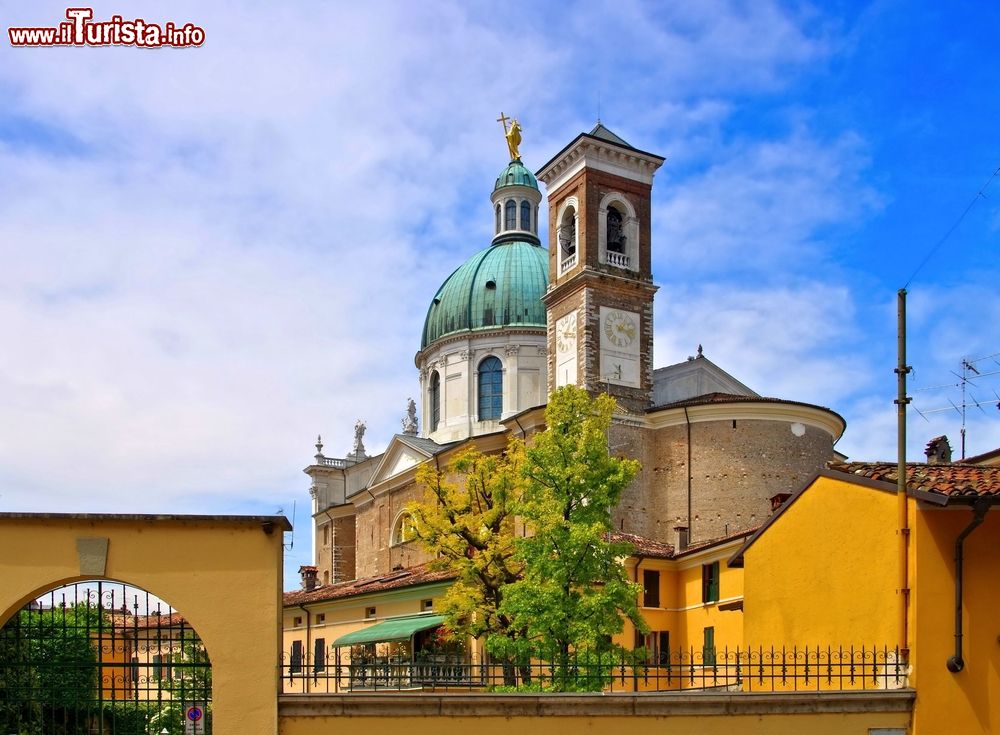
288, 122, 846, 672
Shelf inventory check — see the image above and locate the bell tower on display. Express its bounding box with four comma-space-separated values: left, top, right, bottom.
538, 124, 663, 413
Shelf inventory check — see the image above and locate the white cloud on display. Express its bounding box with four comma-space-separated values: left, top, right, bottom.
654, 129, 882, 275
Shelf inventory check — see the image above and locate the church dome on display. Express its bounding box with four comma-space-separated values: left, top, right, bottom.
494, 160, 538, 191
421, 241, 548, 349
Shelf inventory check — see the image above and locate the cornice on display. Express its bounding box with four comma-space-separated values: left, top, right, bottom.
542, 267, 657, 306
644, 400, 846, 442
414, 327, 546, 366
538, 137, 664, 196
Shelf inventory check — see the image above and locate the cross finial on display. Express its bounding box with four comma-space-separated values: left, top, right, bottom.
496, 112, 510, 134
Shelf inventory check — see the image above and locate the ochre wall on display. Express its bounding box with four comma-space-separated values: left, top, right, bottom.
281, 713, 908, 735
279, 693, 913, 735
741, 475, 899, 647
0, 514, 287, 735
911, 508, 1000, 735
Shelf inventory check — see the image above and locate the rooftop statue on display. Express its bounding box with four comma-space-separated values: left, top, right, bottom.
497, 112, 522, 161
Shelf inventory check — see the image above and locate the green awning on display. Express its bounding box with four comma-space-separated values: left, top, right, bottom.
333, 615, 446, 647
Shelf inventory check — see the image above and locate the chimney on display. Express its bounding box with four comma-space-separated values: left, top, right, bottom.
770, 493, 792, 512
925, 435, 952, 465
299, 565, 319, 592
673, 525, 689, 552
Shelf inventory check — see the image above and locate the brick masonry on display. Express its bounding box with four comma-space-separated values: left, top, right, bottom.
612, 418, 835, 546
544, 167, 657, 414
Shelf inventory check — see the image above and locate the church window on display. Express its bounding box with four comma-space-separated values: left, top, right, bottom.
392, 512, 417, 545
607, 205, 626, 253
495, 203, 501, 234
505, 200, 516, 230
520, 200, 530, 231
477, 356, 503, 420
430, 371, 441, 431
559, 207, 576, 257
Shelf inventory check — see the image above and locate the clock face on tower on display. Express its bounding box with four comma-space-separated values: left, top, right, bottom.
603, 309, 637, 349
556, 311, 577, 354
599, 306, 640, 387
554, 310, 578, 387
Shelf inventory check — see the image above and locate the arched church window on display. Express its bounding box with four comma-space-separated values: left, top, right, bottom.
392, 512, 417, 545
559, 207, 577, 256
607, 205, 626, 254
477, 356, 503, 421
520, 201, 530, 231
430, 371, 441, 431
505, 200, 517, 230
495, 204, 501, 234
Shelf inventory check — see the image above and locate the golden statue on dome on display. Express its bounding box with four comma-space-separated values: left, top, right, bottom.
496, 112, 522, 161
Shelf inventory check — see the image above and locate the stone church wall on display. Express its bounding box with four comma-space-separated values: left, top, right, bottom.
353, 480, 434, 580
614, 418, 834, 545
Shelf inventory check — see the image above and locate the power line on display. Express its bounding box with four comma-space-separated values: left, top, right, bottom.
904, 165, 1000, 289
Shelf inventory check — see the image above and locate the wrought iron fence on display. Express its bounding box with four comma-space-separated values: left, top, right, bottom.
280, 644, 908, 694
0, 580, 212, 735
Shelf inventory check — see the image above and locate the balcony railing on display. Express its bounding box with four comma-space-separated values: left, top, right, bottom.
280, 645, 908, 694
606, 251, 630, 269
316, 457, 347, 468
559, 253, 577, 275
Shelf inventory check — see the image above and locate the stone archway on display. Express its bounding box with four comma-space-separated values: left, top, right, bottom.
0, 513, 289, 735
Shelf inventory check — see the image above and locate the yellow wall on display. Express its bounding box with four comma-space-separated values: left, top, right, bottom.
911, 507, 1000, 735
0, 514, 287, 735
281, 714, 910, 735
278, 697, 912, 735
742, 475, 899, 647
282, 582, 452, 693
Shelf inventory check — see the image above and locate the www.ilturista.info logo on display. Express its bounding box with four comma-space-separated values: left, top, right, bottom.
9, 8, 205, 48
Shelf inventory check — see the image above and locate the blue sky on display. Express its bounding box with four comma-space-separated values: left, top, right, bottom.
1, 1, 997, 588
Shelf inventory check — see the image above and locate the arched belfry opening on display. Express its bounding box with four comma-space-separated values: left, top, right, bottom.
0, 579, 212, 735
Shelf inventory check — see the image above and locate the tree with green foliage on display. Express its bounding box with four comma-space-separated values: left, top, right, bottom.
500, 385, 646, 690
0, 603, 102, 735
408, 444, 531, 684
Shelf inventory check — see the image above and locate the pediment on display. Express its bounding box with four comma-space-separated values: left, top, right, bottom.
367, 435, 441, 486
652, 355, 757, 407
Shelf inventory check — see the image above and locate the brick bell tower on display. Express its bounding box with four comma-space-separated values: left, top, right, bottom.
537, 124, 664, 413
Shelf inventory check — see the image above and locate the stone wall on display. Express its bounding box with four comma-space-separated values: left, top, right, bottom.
353, 479, 434, 580
615, 418, 834, 545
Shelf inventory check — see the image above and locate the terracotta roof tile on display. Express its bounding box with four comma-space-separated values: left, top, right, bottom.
607, 531, 674, 558
284, 564, 456, 606
828, 461, 1000, 499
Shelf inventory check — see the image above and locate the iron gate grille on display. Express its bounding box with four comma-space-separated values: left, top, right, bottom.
0, 580, 212, 735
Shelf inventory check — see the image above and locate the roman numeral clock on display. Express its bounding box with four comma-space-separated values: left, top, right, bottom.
600, 307, 640, 386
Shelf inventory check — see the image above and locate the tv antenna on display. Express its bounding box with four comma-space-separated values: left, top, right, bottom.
281, 500, 297, 551
913, 352, 1000, 459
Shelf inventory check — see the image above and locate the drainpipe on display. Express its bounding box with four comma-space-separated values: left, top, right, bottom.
894, 289, 912, 657
683, 407, 693, 543
298, 604, 312, 693
946, 497, 992, 673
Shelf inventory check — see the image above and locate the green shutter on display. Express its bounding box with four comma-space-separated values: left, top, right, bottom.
703, 626, 716, 666
710, 561, 720, 602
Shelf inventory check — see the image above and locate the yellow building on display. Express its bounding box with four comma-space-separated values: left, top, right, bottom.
731, 461, 1000, 733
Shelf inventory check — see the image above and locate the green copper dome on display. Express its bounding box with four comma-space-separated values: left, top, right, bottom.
421, 241, 549, 349
493, 160, 539, 192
